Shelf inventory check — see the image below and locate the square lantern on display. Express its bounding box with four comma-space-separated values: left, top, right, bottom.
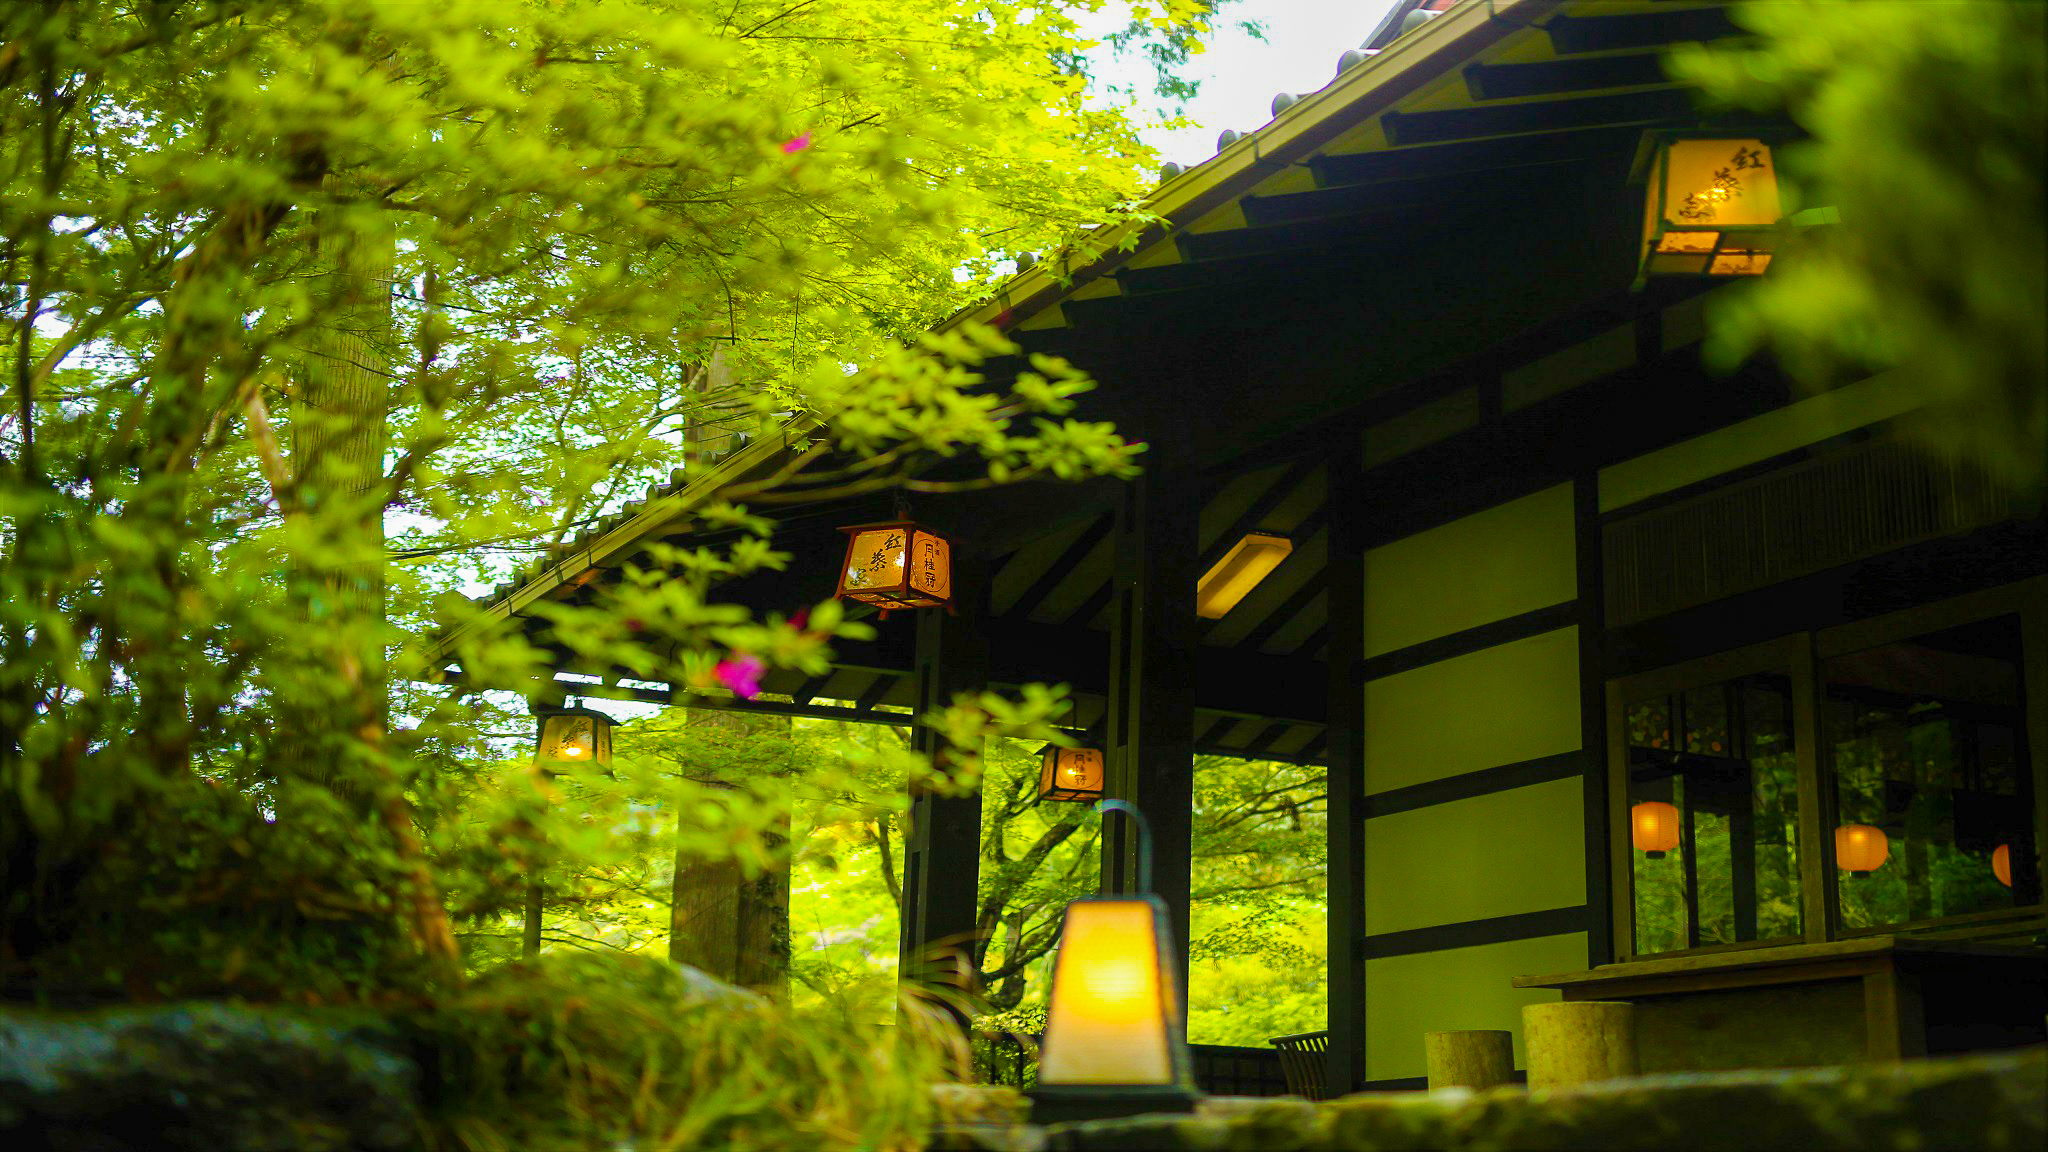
533, 706, 615, 768
1638, 134, 1785, 282
1038, 745, 1106, 803
1030, 892, 1198, 1123
835, 520, 953, 611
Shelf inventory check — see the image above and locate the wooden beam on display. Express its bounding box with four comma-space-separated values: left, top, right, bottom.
1005, 512, 1114, 621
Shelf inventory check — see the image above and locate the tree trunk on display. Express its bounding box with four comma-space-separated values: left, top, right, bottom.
670, 707, 790, 997
286, 193, 457, 979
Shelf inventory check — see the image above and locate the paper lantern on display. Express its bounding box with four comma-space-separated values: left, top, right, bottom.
1196, 532, 1293, 619
1039, 745, 1106, 803
1031, 801, 1196, 1125
1992, 843, 2013, 888
1639, 135, 1785, 281
1631, 801, 1681, 859
534, 706, 614, 767
1835, 824, 1889, 876
834, 520, 952, 612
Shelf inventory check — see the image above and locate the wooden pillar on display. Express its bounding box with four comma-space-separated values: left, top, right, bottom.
1325, 441, 1368, 1094
1102, 435, 1199, 1012
898, 552, 988, 990
1574, 475, 1615, 966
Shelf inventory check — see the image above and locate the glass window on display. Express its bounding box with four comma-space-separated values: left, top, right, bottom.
1624, 672, 1803, 954
1824, 616, 2039, 928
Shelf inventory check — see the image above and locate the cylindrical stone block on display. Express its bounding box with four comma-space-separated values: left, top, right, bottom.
1425, 1029, 1514, 1091
1522, 1001, 1638, 1089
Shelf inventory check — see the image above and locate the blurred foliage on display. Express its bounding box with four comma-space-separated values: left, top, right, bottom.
0, 0, 1161, 1002
413, 950, 959, 1151
1671, 0, 2047, 491
0, 0, 1187, 1144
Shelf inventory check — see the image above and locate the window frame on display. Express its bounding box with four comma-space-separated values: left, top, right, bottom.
1606, 575, 2048, 961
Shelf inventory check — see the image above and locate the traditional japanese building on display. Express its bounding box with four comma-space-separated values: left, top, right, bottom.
433, 0, 2046, 1092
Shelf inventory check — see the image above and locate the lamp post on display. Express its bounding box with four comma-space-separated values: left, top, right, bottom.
525, 704, 617, 957
1029, 800, 1198, 1125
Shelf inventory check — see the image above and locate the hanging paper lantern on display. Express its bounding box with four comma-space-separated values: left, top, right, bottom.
1631, 801, 1681, 859
1638, 135, 1786, 280
834, 520, 952, 612
1835, 824, 1889, 876
1992, 843, 2013, 888
1038, 745, 1106, 803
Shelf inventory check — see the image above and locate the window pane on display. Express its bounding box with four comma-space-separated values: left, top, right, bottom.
1825, 616, 2038, 928
1625, 673, 1802, 954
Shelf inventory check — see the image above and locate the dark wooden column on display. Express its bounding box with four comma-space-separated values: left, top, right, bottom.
1102, 430, 1200, 1012
1324, 441, 1368, 1093
898, 553, 988, 990
1574, 475, 1616, 966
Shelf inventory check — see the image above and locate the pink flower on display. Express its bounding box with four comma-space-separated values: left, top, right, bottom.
781, 133, 812, 154
714, 654, 766, 699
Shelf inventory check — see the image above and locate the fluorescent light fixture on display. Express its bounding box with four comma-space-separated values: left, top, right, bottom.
1194, 531, 1292, 619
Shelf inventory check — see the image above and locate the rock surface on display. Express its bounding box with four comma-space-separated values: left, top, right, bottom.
0, 1003, 419, 1151
1018, 1046, 2047, 1151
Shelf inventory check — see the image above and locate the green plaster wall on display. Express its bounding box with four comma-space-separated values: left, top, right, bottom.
1362, 626, 1581, 793
1364, 777, 1586, 936
1363, 483, 1575, 659
1363, 931, 1587, 1082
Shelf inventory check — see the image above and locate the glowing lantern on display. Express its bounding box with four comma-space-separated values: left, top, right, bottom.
1196, 532, 1293, 619
1835, 824, 1890, 876
1039, 745, 1106, 803
534, 706, 614, 767
1031, 800, 1196, 1124
1638, 135, 1785, 282
1992, 843, 2013, 888
1631, 801, 1682, 859
834, 520, 952, 613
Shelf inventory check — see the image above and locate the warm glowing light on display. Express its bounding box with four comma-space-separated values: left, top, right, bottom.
1038, 899, 1178, 1086
1709, 251, 1772, 276
1992, 843, 2013, 888
834, 521, 952, 611
535, 709, 614, 767
1835, 824, 1889, 875
1195, 532, 1292, 619
1640, 136, 1786, 280
1631, 801, 1681, 858
1038, 746, 1106, 803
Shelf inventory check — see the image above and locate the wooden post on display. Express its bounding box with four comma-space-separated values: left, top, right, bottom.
1102, 434, 1199, 1013
1574, 475, 1615, 967
1425, 1030, 1514, 1091
1523, 1001, 1638, 1088
1325, 441, 1369, 1094
898, 551, 988, 994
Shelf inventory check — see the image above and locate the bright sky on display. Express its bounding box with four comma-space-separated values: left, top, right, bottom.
1085, 0, 1405, 168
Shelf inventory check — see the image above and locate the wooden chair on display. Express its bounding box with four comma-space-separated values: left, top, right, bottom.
1269, 1030, 1331, 1100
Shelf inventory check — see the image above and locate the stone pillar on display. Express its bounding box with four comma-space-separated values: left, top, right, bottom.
1426, 1029, 1514, 1091
1523, 1001, 1638, 1089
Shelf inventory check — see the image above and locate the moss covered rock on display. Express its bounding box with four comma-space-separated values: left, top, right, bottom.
1018, 1047, 2047, 1152
0, 1003, 419, 1151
